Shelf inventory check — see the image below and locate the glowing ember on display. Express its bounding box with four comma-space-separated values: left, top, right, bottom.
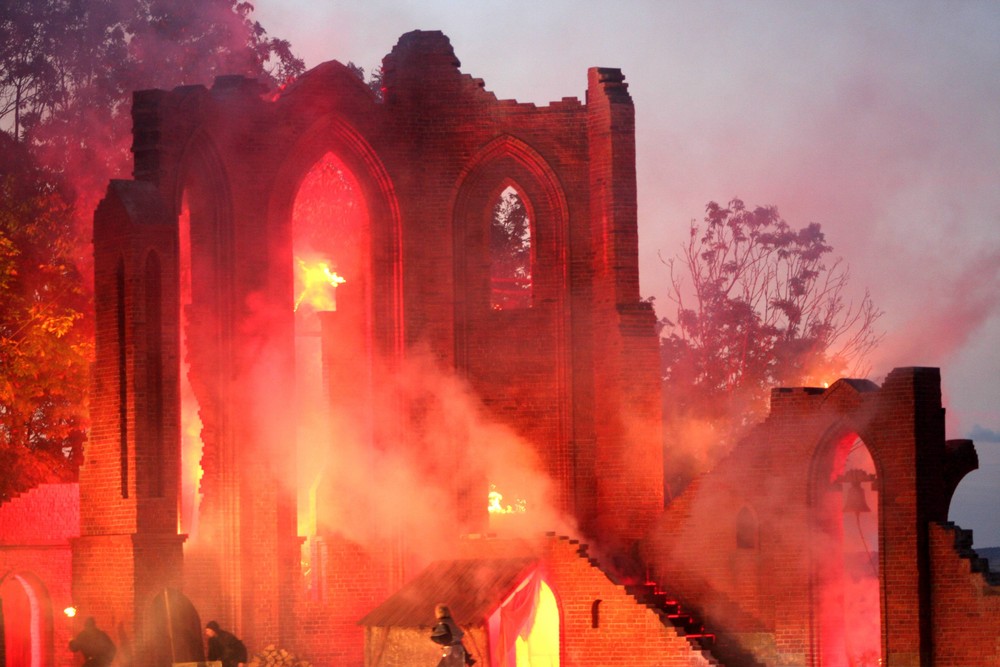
295, 257, 346, 312
488, 484, 527, 515
64, 606, 77, 618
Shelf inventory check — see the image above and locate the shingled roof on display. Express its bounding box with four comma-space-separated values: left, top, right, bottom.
359, 558, 537, 628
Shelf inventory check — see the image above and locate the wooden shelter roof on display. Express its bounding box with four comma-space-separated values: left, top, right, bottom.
359, 557, 537, 628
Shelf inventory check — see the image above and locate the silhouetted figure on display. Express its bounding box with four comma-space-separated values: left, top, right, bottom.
204, 620, 248, 667
430, 604, 475, 667
69, 617, 116, 667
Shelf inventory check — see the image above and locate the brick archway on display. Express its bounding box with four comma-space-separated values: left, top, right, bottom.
0, 572, 55, 667
808, 429, 882, 667
451, 136, 574, 522
269, 114, 403, 360
452, 134, 570, 331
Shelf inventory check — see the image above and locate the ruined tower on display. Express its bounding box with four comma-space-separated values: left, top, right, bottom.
79, 30, 663, 662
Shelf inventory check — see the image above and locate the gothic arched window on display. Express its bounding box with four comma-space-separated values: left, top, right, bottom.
489, 185, 532, 310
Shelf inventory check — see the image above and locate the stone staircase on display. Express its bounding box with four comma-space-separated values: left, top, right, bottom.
623, 580, 717, 650
624, 581, 772, 667
570, 540, 729, 666
563, 536, 774, 667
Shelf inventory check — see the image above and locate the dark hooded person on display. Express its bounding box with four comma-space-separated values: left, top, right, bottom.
204, 620, 248, 667
69, 617, 116, 667
430, 604, 475, 666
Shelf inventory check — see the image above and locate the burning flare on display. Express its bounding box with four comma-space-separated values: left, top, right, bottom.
295, 257, 346, 312
488, 484, 527, 515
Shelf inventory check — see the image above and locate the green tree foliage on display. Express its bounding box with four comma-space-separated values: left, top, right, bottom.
0, 1, 304, 500
660, 199, 882, 496
345, 61, 384, 101
0, 135, 91, 501
490, 186, 532, 310
1, 0, 305, 214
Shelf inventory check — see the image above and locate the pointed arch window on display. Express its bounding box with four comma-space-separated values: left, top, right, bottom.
490, 185, 532, 310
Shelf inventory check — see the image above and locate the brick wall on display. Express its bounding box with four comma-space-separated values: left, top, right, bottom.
643, 368, 993, 666
80, 177, 187, 665
929, 522, 1000, 665
456, 534, 719, 666
295, 535, 397, 666
0, 483, 78, 667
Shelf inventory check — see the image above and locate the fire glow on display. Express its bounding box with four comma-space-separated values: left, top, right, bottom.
488, 484, 527, 515
294, 258, 346, 312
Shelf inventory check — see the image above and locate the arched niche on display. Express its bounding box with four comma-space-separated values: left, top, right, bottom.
288, 148, 371, 573
267, 117, 400, 587
809, 430, 882, 667
144, 588, 204, 667
115, 257, 128, 499
488, 181, 534, 311
452, 135, 569, 341
268, 115, 402, 361
0, 572, 55, 667
141, 250, 165, 499
450, 136, 573, 520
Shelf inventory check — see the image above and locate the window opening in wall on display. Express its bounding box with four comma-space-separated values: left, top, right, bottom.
291, 151, 369, 599
490, 185, 532, 310
817, 433, 880, 667
177, 193, 203, 537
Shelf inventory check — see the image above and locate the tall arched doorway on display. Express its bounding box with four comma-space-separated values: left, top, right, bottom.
145, 588, 204, 667
0, 573, 54, 667
812, 433, 881, 667
514, 580, 560, 666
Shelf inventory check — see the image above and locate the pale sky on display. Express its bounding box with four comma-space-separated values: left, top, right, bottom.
253, 0, 1000, 546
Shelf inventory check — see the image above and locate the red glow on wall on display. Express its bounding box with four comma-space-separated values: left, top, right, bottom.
178, 197, 203, 538
818, 433, 881, 667
291, 151, 368, 310
291, 151, 369, 570
0, 573, 54, 667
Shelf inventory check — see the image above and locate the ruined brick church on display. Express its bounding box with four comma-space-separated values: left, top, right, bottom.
1, 30, 998, 667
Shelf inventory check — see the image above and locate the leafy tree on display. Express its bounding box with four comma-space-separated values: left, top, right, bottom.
2, 0, 305, 216
0, 2, 304, 500
0, 134, 91, 501
659, 198, 882, 497
490, 187, 531, 310
345, 61, 385, 101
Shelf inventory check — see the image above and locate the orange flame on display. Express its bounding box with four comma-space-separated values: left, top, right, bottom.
488, 484, 527, 515
295, 257, 346, 312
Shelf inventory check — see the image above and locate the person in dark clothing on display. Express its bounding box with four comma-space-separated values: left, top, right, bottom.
430, 604, 475, 667
69, 617, 116, 667
204, 620, 248, 667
